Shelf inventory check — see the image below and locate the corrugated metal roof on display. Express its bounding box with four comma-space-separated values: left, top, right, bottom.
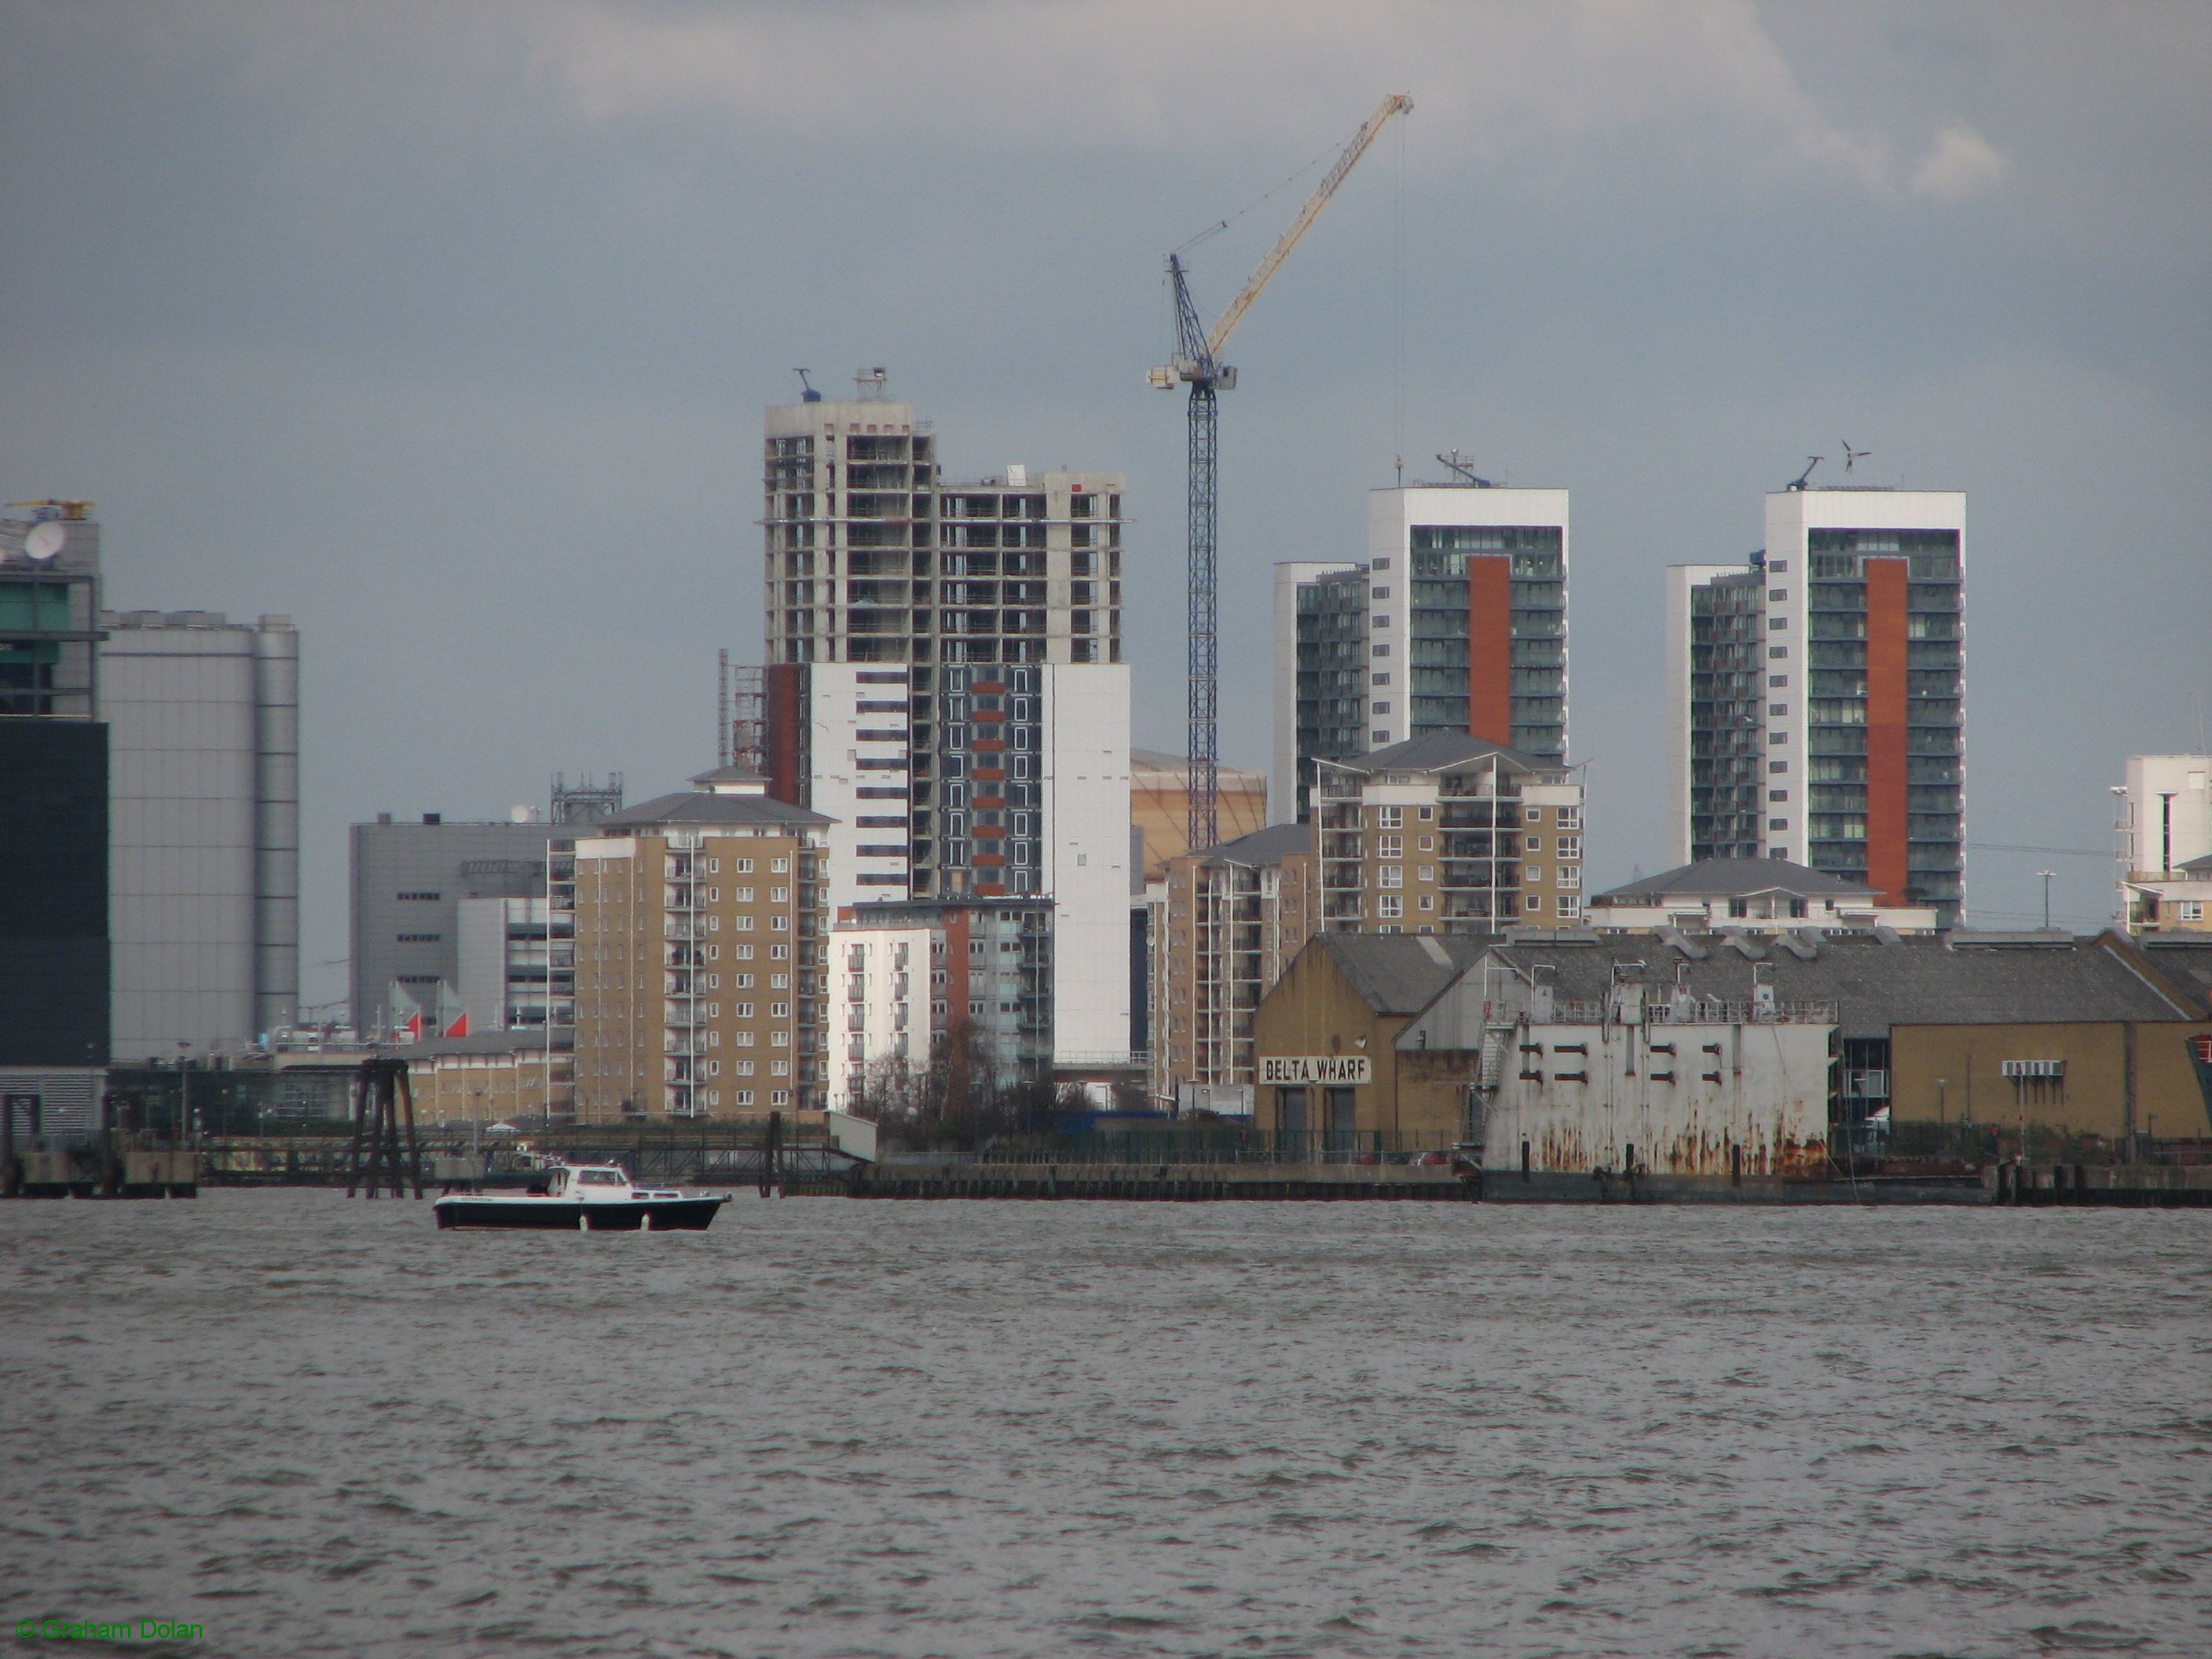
1477, 930, 2199, 1038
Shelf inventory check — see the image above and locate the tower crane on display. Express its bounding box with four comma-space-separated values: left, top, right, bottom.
1150, 92, 1412, 855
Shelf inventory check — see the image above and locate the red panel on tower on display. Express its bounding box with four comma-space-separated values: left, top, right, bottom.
1467, 555, 1514, 748
1864, 558, 1910, 905
764, 664, 805, 808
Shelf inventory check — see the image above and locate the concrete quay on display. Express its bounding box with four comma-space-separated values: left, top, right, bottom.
827, 1160, 1478, 1202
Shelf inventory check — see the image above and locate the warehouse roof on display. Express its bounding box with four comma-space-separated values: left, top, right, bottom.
1467, 929, 2201, 1038
1313, 932, 1494, 1015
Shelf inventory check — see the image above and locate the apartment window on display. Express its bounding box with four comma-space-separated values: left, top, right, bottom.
1769, 789, 1789, 803
1372, 615, 1390, 630
1770, 646, 1788, 659
771, 857, 790, 873
1525, 866, 1544, 884
1418, 894, 1434, 911
1372, 731, 1389, 744
1372, 643, 1389, 657
395, 932, 442, 943
771, 945, 790, 960
1371, 586, 1390, 600
1371, 672, 1390, 687
1768, 588, 1788, 602
1525, 835, 1543, 853
709, 858, 720, 873
1556, 808, 1580, 830
771, 886, 790, 903
1379, 807, 1403, 829
736, 859, 754, 873
1378, 834, 1402, 857
736, 1002, 755, 1018
734, 886, 754, 903
1769, 817, 1789, 831
2179, 901, 2205, 921
1418, 836, 1434, 852
1770, 731, 1787, 745
1372, 700, 1390, 715
1558, 895, 1583, 920
1556, 837, 1581, 859
1768, 616, 1788, 631
1378, 866, 1402, 890
1770, 760, 1789, 774
1417, 866, 1434, 882
396, 891, 441, 902
707, 887, 720, 902
1525, 894, 1542, 912
771, 1002, 791, 1019
1769, 675, 1789, 688
1378, 894, 1403, 919
1769, 703, 1789, 717
1769, 559, 1789, 573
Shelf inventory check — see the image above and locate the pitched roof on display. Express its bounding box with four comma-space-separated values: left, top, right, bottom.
1327, 729, 1554, 777
2181, 851, 2212, 874
1192, 822, 1309, 865
2141, 938, 2212, 1012
1472, 929, 2200, 1038
1592, 857, 1878, 903
602, 789, 831, 830
1314, 932, 1494, 1014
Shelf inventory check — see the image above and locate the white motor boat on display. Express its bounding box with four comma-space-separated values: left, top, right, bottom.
433, 1163, 727, 1231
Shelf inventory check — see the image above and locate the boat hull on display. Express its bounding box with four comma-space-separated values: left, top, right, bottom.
434, 1196, 725, 1232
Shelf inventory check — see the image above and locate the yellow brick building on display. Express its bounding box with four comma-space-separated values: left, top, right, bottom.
572, 767, 831, 1120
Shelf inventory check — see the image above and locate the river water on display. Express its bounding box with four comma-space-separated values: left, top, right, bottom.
2, 1192, 2207, 1657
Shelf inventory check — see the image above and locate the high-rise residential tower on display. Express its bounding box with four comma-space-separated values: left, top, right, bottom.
752, 376, 1132, 1061
0, 501, 108, 1136
1280, 481, 1569, 822
1668, 488, 1966, 922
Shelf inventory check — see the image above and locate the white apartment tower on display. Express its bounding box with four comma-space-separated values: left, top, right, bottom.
1280, 481, 1569, 822
1668, 487, 1966, 924
754, 375, 1132, 1060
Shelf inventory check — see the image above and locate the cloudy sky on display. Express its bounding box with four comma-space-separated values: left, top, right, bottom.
4, 1, 2207, 1012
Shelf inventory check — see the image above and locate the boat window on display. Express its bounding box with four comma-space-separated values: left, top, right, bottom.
578, 1169, 628, 1186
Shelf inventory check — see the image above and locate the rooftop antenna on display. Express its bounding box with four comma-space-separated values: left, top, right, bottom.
1786, 455, 1822, 491
1437, 449, 1493, 487
1842, 439, 1871, 473
793, 368, 821, 404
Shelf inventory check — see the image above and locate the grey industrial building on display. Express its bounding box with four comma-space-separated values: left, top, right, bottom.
102, 609, 299, 1057
350, 815, 556, 1037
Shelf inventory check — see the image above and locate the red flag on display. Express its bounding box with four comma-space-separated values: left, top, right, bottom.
443, 1010, 471, 1038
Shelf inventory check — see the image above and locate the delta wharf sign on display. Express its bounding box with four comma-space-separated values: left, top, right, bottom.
1261, 1056, 1372, 1086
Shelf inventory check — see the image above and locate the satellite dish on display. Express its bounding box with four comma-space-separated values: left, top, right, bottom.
23, 521, 65, 562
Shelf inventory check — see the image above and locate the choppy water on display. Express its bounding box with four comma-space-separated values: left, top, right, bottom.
2, 1192, 2208, 1657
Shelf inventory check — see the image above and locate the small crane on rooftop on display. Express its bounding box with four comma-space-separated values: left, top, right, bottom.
1151, 92, 1412, 855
